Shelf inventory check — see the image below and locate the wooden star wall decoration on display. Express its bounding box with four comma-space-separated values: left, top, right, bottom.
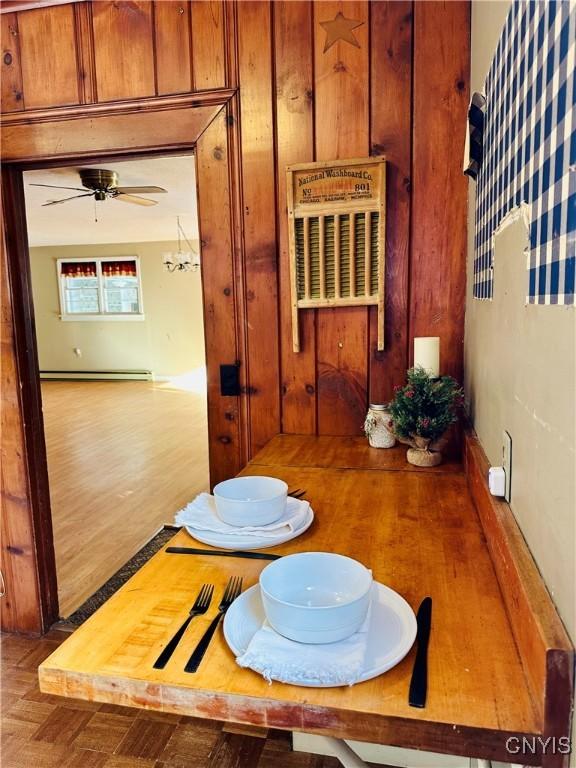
320, 11, 364, 53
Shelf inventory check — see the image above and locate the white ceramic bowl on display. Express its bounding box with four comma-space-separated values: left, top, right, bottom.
213, 476, 288, 527
259, 552, 373, 644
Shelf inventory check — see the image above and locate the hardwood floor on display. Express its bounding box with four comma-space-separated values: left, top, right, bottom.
41, 381, 210, 618
0, 630, 348, 768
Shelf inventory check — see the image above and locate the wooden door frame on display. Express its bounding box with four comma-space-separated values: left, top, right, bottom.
1, 88, 249, 630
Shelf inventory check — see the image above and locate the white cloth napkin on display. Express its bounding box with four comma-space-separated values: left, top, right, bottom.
175, 493, 310, 537
236, 590, 374, 686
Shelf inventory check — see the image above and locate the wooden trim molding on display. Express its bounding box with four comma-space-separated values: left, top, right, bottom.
1, 91, 246, 632
0, 91, 238, 165
1, 167, 59, 631
464, 430, 574, 768
222, 1, 250, 466
0, 101, 230, 164
0, 0, 84, 13
0, 88, 237, 127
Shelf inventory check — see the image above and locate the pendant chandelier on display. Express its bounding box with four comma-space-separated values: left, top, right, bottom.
162, 216, 200, 272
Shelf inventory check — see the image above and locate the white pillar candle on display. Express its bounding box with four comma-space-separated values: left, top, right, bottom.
414, 336, 440, 377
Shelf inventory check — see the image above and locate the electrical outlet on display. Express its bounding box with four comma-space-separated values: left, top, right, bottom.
502, 430, 512, 502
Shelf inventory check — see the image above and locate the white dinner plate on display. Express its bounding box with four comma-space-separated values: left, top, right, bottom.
223, 581, 417, 687
184, 507, 314, 551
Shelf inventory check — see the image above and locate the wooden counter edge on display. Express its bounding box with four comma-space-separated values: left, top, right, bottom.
37, 664, 542, 765
464, 430, 574, 768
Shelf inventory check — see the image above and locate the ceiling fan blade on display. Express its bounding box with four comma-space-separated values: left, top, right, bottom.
114, 186, 167, 194
42, 193, 95, 207
114, 193, 158, 207
30, 183, 88, 192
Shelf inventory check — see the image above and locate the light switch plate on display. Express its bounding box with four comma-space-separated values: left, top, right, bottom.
503, 431, 512, 502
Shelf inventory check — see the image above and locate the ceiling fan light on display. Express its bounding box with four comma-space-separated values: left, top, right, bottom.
35, 169, 165, 208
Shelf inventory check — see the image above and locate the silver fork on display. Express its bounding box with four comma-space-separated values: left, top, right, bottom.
184, 576, 243, 673
153, 583, 214, 670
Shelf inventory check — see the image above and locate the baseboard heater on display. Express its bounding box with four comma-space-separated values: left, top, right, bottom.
40, 370, 153, 382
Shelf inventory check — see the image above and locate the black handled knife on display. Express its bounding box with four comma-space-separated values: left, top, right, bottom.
165, 546, 281, 561
409, 596, 432, 708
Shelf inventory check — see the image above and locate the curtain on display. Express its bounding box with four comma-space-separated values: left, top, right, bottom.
101, 260, 137, 277
61, 261, 97, 278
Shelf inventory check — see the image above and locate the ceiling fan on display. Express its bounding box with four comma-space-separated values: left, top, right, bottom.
30, 168, 168, 207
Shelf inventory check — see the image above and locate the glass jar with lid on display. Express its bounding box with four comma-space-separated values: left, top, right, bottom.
364, 404, 396, 448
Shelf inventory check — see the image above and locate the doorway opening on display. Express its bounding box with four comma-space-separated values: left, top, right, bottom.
23, 154, 209, 618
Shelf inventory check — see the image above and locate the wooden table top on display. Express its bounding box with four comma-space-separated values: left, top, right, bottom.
251, 434, 464, 473
39, 435, 540, 764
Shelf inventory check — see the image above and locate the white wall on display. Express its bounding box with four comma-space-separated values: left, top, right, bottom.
30, 241, 205, 379
465, 4, 575, 761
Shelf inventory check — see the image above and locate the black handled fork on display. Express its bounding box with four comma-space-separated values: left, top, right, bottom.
184, 576, 243, 673
153, 583, 214, 670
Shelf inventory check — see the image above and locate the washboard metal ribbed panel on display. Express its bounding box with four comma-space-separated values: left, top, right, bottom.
287, 157, 386, 352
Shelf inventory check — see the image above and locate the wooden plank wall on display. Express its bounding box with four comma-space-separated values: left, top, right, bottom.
0, 0, 469, 446
0, 0, 469, 631
412, 2, 469, 385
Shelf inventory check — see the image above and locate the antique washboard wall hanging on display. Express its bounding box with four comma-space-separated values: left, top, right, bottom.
287, 157, 386, 352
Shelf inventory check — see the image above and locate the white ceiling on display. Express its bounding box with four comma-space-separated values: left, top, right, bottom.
24, 155, 199, 247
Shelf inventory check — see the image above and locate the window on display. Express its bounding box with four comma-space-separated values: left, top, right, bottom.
57, 257, 144, 320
